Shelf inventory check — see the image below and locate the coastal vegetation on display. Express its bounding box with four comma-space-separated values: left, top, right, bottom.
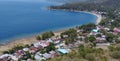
46, 0, 120, 60
36, 31, 54, 40
0, 0, 120, 61
1, 22, 120, 61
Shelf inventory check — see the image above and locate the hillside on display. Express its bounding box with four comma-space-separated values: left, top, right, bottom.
50, 0, 120, 10
48, 0, 108, 3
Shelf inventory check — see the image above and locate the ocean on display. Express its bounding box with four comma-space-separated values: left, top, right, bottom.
0, 0, 97, 43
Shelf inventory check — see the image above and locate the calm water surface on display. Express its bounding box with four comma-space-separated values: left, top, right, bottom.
0, 0, 97, 43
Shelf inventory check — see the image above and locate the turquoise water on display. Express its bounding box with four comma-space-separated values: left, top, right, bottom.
0, 0, 97, 43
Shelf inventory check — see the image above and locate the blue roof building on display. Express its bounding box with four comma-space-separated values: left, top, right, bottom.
92, 29, 98, 33
57, 48, 69, 54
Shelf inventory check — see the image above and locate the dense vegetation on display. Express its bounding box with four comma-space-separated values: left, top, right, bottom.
48, 0, 108, 3
47, 44, 120, 61
36, 31, 54, 40
50, 0, 120, 10
47, 0, 120, 61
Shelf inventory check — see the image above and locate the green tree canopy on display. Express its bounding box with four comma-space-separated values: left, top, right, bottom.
41, 31, 54, 40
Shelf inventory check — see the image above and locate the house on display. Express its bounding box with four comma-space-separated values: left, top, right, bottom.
10, 55, 18, 61
37, 45, 44, 50
0, 54, 18, 61
29, 46, 38, 53
47, 38, 53, 43
101, 35, 106, 38
33, 41, 50, 48
63, 35, 68, 38
27, 59, 33, 61
53, 39, 61, 44
43, 53, 51, 59
23, 48, 29, 52
104, 27, 110, 31
35, 52, 47, 61
14, 50, 25, 59
96, 37, 106, 43
57, 48, 69, 54
34, 53, 46, 61
92, 29, 98, 33
97, 25, 104, 29
55, 43, 65, 48
51, 36, 61, 40
77, 30, 83, 33
0, 54, 11, 61
113, 28, 120, 33
0, 54, 10, 59
90, 32, 97, 35
49, 51, 57, 58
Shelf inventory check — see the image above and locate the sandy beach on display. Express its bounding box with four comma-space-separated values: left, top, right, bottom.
0, 36, 36, 55
91, 12, 102, 25
0, 29, 68, 55
0, 11, 102, 55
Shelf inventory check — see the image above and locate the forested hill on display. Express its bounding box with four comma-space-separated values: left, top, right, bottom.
49, 0, 120, 11
48, 0, 108, 3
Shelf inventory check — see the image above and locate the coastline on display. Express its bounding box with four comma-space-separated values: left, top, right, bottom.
48, 8, 102, 25
90, 12, 102, 25
0, 10, 102, 55
76, 11, 102, 25
0, 28, 68, 55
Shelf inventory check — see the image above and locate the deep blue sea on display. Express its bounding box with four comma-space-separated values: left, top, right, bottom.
0, 0, 97, 43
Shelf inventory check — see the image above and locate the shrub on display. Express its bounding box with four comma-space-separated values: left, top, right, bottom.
111, 51, 120, 59
36, 35, 41, 40
85, 53, 95, 61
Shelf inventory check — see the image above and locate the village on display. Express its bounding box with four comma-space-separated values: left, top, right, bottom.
0, 20, 120, 61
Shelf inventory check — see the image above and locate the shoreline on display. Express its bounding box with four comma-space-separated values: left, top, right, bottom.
48, 8, 102, 25
0, 10, 102, 55
0, 28, 69, 55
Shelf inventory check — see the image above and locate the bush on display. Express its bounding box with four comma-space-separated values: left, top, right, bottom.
2, 51, 9, 54
108, 45, 115, 51
41, 31, 54, 40
111, 51, 120, 59
101, 56, 107, 61
115, 38, 120, 43
36, 35, 41, 40
85, 53, 95, 61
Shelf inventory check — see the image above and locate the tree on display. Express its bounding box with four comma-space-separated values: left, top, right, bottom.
85, 37, 89, 43
78, 45, 86, 58
21, 51, 32, 60
108, 45, 116, 51
61, 28, 77, 38
41, 31, 54, 40
85, 36, 96, 42
79, 23, 96, 33
96, 34, 101, 37
2, 51, 9, 54
115, 38, 120, 43
89, 36, 96, 42
36, 35, 41, 40
90, 42, 96, 47
46, 43, 55, 53
106, 33, 115, 42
